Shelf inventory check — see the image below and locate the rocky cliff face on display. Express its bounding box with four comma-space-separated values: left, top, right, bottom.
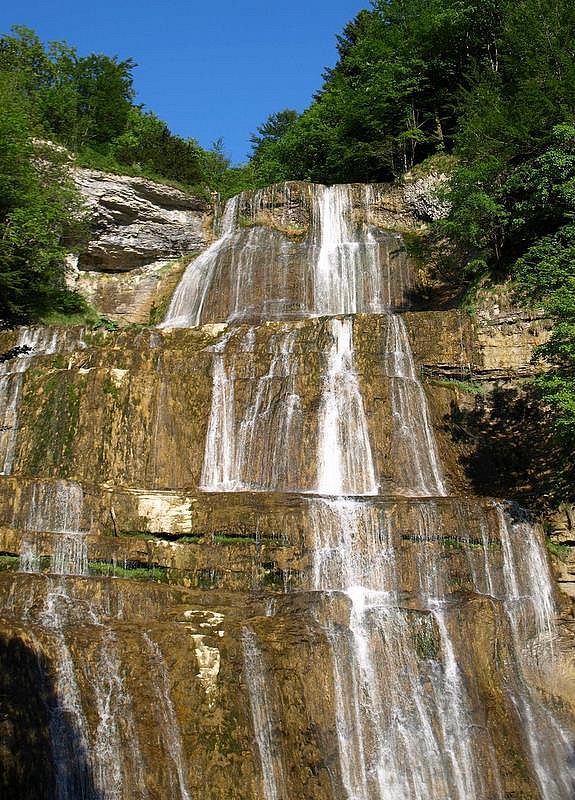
67, 169, 211, 323
0, 180, 573, 800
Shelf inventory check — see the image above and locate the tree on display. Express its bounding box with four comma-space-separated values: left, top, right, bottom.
0, 73, 86, 327
250, 109, 299, 155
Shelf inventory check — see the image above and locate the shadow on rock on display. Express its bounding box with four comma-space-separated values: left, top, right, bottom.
443, 383, 574, 509
0, 632, 102, 800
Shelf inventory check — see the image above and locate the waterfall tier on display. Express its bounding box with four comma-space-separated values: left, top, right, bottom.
161, 183, 414, 327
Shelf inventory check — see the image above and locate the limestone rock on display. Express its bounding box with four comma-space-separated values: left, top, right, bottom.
72, 168, 210, 272
403, 171, 451, 221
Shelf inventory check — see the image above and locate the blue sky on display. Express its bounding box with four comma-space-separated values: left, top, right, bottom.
1, 1, 369, 164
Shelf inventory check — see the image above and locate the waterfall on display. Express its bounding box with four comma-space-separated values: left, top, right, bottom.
384, 315, 447, 496
3, 180, 574, 800
310, 498, 502, 800
40, 582, 100, 800
0, 328, 79, 475
36, 580, 150, 800
495, 504, 574, 800
234, 328, 303, 490
20, 481, 88, 576
201, 326, 300, 492
142, 634, 192, 800
312, 184, 413, 315
160, 195, 240, 328
314, 185, 359, 315
186, 182, 574, 797
316, 318, 378, 496
159, 183, 414, 328
92, 629, 149, 800
241, 625, 288, 800
200, 345, 237, 491
496, 502, 556, 651
201, 317, 375, 494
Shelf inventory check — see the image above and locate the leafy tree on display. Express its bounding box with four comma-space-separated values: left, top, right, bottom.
0, 73, 87, 327
0, 26, 135, 150
250, 109, 299, 155
111, 106, 204, 184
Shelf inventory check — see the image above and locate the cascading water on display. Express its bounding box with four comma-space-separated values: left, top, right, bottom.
384, 315, 447, 496
19, 481, 88, 576
310, 499, 503, 800
234, 328, 303, 490
316, 318, 377, 496
200, 331, 237, 490
495, 504, 574, 800
2, 181, 574, 800
241, 626, 288, 800
142, 633, 192, 800
0, 328, 83, 475
160, 183, 413, 328
201, 317, 375, 494
314, 185, 359, 315
160, 195, 240, 328
189, 183, 575, 799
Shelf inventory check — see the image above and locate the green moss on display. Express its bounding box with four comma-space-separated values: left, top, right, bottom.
24, 372, 83, 475
429, 377, 486, 395
545, 539, 571, 561
0, 555, 19, 572
88, 560, 169, 583
83, 330, 110, 348
402, 229, 431, 267
414, 625, 440, 660
41, 307, 100, 327
102, 377, 121, 402
237, 214, 255, 228
405, 153, 457, 180
116, 529, 168, 540
50, 354, 68, 369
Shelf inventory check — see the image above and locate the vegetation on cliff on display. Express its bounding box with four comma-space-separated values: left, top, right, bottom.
0, 73, 87, 327
0, 26, 230, 191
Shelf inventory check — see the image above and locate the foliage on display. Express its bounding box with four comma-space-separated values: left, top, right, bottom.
248, 1, 505, 184
250, 109, 299, 155
0, 25, 242, 197
0, 71, 88, 327
109, 106, 204, 186
545, 539, 571, 560
0, 26, 135, 150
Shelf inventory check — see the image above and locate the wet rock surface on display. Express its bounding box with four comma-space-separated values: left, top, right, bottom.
1, 180, 574, 799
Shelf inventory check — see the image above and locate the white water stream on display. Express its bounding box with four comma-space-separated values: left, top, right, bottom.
1, 328, 84, 475
241, 625, 288, 800
19, 481, 88, 576
310, 499, 503, 800
316, 318, 377, 496
142, 633, 192, 800
384, 315, 447, 496
160, 196, 240, 328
